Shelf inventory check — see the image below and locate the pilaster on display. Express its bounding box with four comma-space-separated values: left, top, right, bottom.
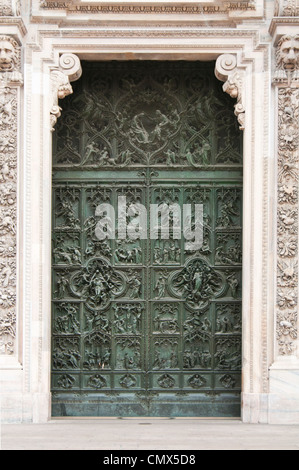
0, 2, 24, 423
269, 3, 299, 424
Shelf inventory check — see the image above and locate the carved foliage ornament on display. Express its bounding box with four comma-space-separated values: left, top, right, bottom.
275, 35, 299, 356
0, 35, 22, 356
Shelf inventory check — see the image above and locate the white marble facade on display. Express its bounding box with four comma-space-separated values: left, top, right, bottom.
0, 0, 299, 423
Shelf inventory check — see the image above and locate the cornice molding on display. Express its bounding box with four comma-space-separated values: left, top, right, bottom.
39, 0, 256, 14
270, 1, 299, 37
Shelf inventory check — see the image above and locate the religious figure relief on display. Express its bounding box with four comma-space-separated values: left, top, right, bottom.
153, 304, 179, 334
87, 374, 107, 389
225, 271, 240, 299
215, 337, 241, 370
153, 338, 178, 370
216, 187, 241, 228
153, 240, 181, 265
188, 374, 207, 389
170, 258, 224, 310
184, 311, 211, 344
126, 269, 142, 299
219, 374, 236, 389
52, 337, 81, 370
216, 304, 242, 334
53, 233, 81, 265
119, 374, 137, 389
113, 303, 143, 335
83, 332, 111, 370
56, 374, 76, 390
183, 344, 212, 370
154, 271, 169, 299
215, 232, 242, 266
53, 303, 80, 335
115, 338, 141, 370
54, 187, 81, 230
70, 258, 125, 311
157, 374, 175, 389
114, 239, 142, 265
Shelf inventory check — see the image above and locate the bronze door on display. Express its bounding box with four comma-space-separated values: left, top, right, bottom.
51, 61, 242, 417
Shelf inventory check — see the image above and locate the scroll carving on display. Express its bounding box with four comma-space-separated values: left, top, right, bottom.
215, 54, 245, 131
50, 53, 82, 131
275, 35, 299, 356
0, 35, 22, 356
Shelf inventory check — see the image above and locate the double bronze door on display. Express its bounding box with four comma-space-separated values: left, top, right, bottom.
51, 61, 242, 417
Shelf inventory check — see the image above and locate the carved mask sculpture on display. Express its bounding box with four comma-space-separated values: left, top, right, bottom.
0, 37, 17, 72
277, 35, 299, 72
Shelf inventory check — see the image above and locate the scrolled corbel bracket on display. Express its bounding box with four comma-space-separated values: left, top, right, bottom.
215, 54, 245, 131
50, 53, 82, 132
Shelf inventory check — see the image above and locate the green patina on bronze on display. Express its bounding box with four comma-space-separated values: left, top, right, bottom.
51, 61, 243, 417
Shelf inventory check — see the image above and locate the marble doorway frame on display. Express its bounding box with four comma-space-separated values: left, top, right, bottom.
22, 29, 273, 423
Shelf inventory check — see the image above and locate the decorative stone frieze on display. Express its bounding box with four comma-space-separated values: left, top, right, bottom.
274, 35, 299, 356
50, 53, 82, 131
0, 34, 22, 357
39, 0, 256, 14
215, 54, 245, 130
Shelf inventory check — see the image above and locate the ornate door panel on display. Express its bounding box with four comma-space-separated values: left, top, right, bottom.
51, 62, 243, 417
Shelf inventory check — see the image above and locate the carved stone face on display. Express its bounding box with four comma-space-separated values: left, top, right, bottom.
0, 40, 15, 71
278, 36, 299, 71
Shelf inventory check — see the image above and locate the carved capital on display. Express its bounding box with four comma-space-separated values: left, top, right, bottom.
274, 34, 299, 85
50, 53, 82, 131
215, 54, 245, 131
275, 0, 299, 17
0, 0, 20, 16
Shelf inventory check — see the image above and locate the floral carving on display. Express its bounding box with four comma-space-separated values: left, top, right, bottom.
275, 40, 299, 355
0, 36, 22, 357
